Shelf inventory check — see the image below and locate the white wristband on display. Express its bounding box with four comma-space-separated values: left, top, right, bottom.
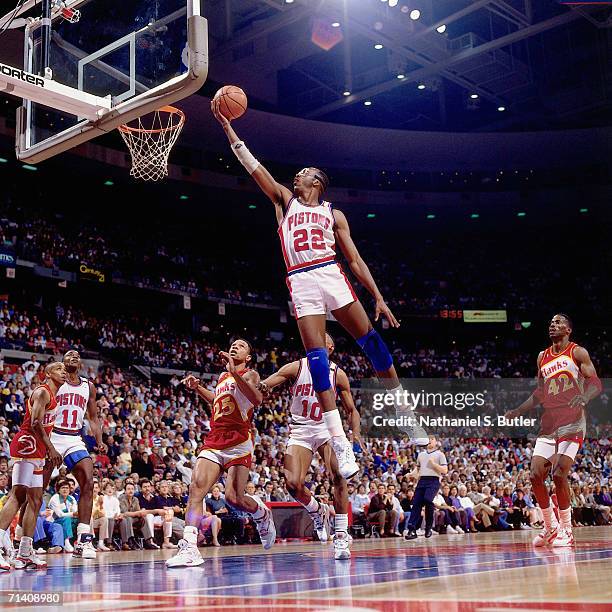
231, 140, 260, 174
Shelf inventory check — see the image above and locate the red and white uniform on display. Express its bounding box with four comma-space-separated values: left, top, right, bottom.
533, 342, 586, 461
10, 383, 58, 488
278, 197, 356, 318
51, 377, 90, 459
287, 358, 338, 453
198, 369, 255, 469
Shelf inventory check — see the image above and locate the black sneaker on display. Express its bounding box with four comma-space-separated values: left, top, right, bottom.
404, 530, 418, 540
425, 528, 433, 538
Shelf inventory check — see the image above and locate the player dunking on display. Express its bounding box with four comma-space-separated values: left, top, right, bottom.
166, 339, 276, 568
0, 362, 65, 570
212, 102, 427, 480
506, 314, 602, 547
259, 333, 360, 559
19, 350, 106, 559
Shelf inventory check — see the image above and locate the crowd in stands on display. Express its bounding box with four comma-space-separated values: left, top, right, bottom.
0, 345, 610, 552
3, 201, 607, 319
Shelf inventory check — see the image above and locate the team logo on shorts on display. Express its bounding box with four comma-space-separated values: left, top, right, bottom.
17, 434, 38, 456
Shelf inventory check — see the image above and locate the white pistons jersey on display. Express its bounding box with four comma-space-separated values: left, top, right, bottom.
54, 377, 90, 433
289, 358, 338, 427
278, 198, 337, 274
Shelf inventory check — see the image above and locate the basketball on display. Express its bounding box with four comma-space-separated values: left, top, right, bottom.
214, 85, 247, 120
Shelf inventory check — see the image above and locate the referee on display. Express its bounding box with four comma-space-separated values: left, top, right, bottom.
405, 435, 448, 539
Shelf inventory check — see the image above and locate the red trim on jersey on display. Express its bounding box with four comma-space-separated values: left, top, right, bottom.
278, 224, 291, 269
291, 359, 304, 396
64, 377, 86, 388
336, 263, 358, 301
286, 255, 336, 273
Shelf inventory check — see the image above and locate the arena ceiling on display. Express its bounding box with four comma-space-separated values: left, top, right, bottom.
202, 0, 612, 131
0, 0, 610, 133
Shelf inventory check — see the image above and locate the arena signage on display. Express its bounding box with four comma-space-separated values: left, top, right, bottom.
79, 263, 106, 283
0, 247, 16, 267
463, 309, 508, 323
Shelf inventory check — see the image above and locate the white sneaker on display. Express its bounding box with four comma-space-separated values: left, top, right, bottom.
311, 503, 329, 543
333, 532, 351, 560
254, 506, 277, 550
0, 550, 10, 571
455, 526, 464, 534
416, 528, 425, 536
14, 551, 47, 569
1, 530, 15, 564
330, 437, 359, 479
446, 526, 457, 534
97, 541, 110, 552
73, 535, 97, 559
63, 540, 74, 553
533, 525, 559, 547
552, 527, 575, 548
165, 539, 204, 568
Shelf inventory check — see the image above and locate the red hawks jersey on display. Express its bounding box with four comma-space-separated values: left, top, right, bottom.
54, 378, 90, 434
289, 358, 338, 426
536, 342, 586, 439
278, 197, 337, 273
203, 370, 254, 450
10, 383, 58, 460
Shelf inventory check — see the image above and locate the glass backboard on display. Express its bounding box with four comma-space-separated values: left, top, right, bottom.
17, 0, 207, 162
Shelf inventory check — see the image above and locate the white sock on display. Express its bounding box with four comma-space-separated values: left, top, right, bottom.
323, 409, 346, 438
14, 524, 22, 540
77, 523, 90, 539
246, 494, 266, 520
559, 507, 572, 530
335, 514, 348, 534
184, 525, 198, 545
304, 496, 320, 513
163, 521, 172, 539
18, 536, 32, 556
542, 506, 558, 530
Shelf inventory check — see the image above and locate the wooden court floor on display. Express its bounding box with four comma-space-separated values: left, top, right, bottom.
0, 526, 610, 611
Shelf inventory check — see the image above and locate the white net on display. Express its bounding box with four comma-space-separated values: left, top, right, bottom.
118, 106, 185, 182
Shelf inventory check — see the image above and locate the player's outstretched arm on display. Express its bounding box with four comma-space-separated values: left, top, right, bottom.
211, 99, 292, 224
259, 361, 300, 394
87, 381, 106, 453
336, 367, 362, 446
570, 346, 602, 407
333, 208, 399, 328
30, 387, 62, 469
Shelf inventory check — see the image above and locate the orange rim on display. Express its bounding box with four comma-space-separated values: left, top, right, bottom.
118, 105, 185, 134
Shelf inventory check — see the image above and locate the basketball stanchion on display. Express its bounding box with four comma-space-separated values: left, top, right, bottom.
118, 106, 185, 182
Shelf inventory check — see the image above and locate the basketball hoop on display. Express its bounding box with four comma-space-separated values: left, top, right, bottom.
118, 106, 185, 182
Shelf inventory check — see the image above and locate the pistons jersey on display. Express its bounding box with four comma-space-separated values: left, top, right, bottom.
278, 197, 337, 274
54, 377, 90, 435
536, 342, 586, 439
289, 358, 338, 427
10, 383, 58, 459
203, 370, 254, 450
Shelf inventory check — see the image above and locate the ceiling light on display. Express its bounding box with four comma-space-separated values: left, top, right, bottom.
470, 93, 479, 99
410, 9, 421, 20
331, 22, 340, 28
397, 74, 405, 79
364, 100, 372, 106
389, 0, 399, 7
343, 90, 351, 96
374, 43, 384, 50
417, 83, 426, 90
436, 24, 447, 34
497, 106, 506, 112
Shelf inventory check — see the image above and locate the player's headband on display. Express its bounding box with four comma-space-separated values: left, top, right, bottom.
296, 167, 329, 193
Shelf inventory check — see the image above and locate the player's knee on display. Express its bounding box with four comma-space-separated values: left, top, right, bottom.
285, 476, 302, 496
306, 347, 331, 393
552, 462, 570, 479
356, 329, 393, 372
225, 490, 240, 507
